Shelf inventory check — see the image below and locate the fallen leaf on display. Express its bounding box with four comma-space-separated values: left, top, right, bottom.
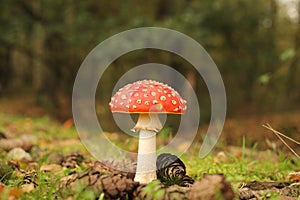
46, 152, 64, 165
63, 119, 74, 130
40, 164, 62, 172
0, 183, 4, 193
21, 183, 35, 193
7, 148, 32, 162
288, 171, 300, 182
0, 138, 33, 151
9, 187, 23, 198
213, 151, 228, 163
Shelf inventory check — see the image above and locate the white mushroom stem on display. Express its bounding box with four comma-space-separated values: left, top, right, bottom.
132, 114, 162, 184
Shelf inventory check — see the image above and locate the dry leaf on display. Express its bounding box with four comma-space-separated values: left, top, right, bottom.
21, 183, 35, 193
7, 148, 32, 162
288, 171, 300, 182
63, 119, 74, 130
40, 164, 62, 172
0, 138, 33, 151
9, 187, 23, 198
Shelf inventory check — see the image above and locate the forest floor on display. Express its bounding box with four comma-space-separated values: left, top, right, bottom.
0, 96, 299, 199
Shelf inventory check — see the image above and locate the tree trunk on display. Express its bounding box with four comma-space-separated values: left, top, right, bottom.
32, 22, 47, 106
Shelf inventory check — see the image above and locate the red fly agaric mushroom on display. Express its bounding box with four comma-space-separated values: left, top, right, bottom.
109, 80, 187, 184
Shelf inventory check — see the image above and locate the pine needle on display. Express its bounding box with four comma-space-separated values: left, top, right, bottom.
263, 123, 300, 159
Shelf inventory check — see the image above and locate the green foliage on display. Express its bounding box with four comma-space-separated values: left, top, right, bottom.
142, 180, 164, 199
258, 73, 271, 85
0, 161, 14, 183
280, 48, 296, 61
72, 181, 96, 200
183, 144, 300, 185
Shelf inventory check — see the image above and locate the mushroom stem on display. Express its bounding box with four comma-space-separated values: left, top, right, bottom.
134, 129, 157, 183
133, 113, 162, 184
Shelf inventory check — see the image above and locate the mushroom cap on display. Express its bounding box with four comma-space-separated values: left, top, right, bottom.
109, 80, 187, 114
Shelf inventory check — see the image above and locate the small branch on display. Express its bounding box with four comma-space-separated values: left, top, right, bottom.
263, 123, 300, 158
263, 124, 300, 145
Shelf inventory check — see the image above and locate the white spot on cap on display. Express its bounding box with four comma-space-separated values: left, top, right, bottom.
143, 94, 148, 97
151, 91, 156, 96
145, 101, 149, 105
160, 96, 166, 101
132, 105, 137, 109
134, 93, 139, 97
121, 95, 126, 100
136, 99, 142, 104
153, 100, 158, 104
172, 100, 177, 105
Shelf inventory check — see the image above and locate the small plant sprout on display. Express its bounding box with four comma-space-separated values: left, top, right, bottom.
109, 80, 187, 184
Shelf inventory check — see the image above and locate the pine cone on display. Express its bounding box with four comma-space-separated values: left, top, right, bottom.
95, 159, 136, 179
22, 170, 38, 187
62, 151, 84, 168
156, 153, 194, 187
187, 174, 234, 200
59, 159, 139, 199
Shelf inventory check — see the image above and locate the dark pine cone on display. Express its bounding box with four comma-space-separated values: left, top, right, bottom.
156, 153, 194, 187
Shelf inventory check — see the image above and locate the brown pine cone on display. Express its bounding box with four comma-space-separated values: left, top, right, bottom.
59, 159, 139, 199
187, 174, 235, 200
62, 151, 84, 168
95, 159, 136, 179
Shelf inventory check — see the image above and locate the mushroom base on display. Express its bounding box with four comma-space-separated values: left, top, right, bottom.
134, 171, 157, 184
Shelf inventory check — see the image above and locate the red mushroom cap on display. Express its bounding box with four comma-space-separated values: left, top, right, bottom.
109, 80, 187, 114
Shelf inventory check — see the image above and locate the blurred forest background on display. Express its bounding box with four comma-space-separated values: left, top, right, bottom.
0, 0, 299, 126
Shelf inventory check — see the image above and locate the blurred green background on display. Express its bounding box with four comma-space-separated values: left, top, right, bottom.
0, 0, 299, 127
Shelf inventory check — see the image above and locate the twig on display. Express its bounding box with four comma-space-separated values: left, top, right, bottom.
263, 123, 300, 145
263, 123, 300, 158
